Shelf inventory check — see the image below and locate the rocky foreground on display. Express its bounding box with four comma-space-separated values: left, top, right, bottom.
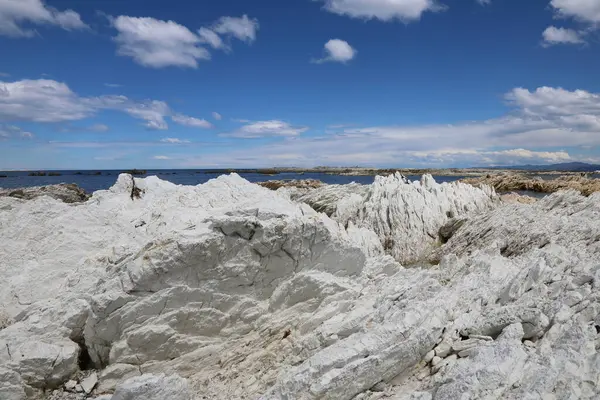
1, 173, 599, 399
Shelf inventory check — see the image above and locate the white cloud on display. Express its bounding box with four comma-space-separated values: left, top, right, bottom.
212, 112, 222, 121
123, 100, 170, 130
0, 78, 207, 130
112, 16, 211, 68
213, 15, 259, 42
314, 39, 357, 63
0, 0, 88, 38
160, 137, 190, 144
0, 72, 10, 77
318, 0, 444, 22
104, 83, 122, 88
551, 0, 600, 23
542, 26, 584, 46
171, 114, 213, 129
0, 124, 34, 139
185, 86, 600, 167
476, 0, 491, 5
153, 155, 171, 160
0, 79, 93, 122
198, 27, 226, 50
222, 120, 309, 138
112, 14, 259, 68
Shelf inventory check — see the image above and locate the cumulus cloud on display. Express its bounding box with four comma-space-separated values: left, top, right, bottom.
153, 155, 171, 160
213, 15, 259, 42
221, 120, 309, 138
112, 16, 211, 69
171, 114, 213, 129
185, 86, 600, 167
160, 137, 190, 144
123, 100, 170, 130
0, 79, 93, 122
0, 78, 208, 130
314, 39, 356, 64
0, 0, 88, 38
542, 26, 584, 46
550, 0, 600, 23
112, 14, 259, 68
318, 0, 445, 22
198, 27, 226, 50
212, 112, 222, 121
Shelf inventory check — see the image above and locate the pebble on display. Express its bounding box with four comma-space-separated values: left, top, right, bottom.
434, 342, 452, 358
80, 372, 98, 394
523, 340, 536, 347
469, 334, 493, 341
416, 368, 431, 381
64, 380, 77, 392
431, 356, 443, 366
423, 350, 435, 363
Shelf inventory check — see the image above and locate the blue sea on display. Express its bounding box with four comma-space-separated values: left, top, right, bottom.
0, 170, 466, 193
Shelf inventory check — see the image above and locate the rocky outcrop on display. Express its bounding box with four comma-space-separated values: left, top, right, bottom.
258, 179, 324, 191
0, 183, 90, 203
463, 173, 600, 196
295, 173, 496, 263
1, 174, 600, 400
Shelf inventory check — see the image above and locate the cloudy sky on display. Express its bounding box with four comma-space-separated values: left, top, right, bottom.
0, 0, 599, 169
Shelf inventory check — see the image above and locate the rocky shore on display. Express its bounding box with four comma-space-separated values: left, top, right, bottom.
1, 173, 599, 399
463, 173, 600, 196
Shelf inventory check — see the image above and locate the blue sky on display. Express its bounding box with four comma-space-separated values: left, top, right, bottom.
1, 0, 599, 169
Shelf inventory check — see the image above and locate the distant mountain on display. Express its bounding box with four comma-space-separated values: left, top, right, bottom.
487, 162, 600, 172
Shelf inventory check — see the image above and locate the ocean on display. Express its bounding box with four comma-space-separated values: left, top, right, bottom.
0, 169, 466, 193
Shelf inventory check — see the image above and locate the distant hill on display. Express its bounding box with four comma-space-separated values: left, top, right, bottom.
486, 162, 600, 172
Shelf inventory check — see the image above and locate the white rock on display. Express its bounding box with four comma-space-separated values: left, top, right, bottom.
0, 175, 599, 400
423, 350, 435, 363
431, 356, 443, 366
112, 374, 192, 400
81, 372, 98, 394
434, 342, 452, 358
64, 380, 77, 391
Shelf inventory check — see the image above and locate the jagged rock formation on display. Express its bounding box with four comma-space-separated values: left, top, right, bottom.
1, 174, 599, 400
294, 173, 496, 263
0, 183, 90, 204
463, 173, 600, 196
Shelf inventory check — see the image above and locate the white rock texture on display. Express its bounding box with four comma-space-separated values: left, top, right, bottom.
0, 174, 599, 400
295, 173, 496, 263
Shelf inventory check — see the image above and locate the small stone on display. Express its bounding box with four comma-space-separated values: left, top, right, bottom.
468, 334, 493, 342
80, 372, 98, 394
523, 340, 536, 348
416, 368, 431, 381
564, 291, 584, 307
551, 275, 562, 283
423, 350, 435, 363
64, 380, 77, 391
75, 384, 83, 393
431, 356, 442, 366
434, 342, 452, 358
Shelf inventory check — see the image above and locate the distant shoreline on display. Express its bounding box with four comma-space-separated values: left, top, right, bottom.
0, 167, 592, 177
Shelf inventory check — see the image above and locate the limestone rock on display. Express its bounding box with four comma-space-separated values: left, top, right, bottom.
0, 183, 90, 203
111, 374, 192, 400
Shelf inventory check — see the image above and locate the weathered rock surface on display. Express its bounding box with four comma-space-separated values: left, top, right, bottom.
0, 183, 90, 203
295, 173, 496, 263
463, 173, 600, 196
1, 174, 599, 400
258, 179, 324, 191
